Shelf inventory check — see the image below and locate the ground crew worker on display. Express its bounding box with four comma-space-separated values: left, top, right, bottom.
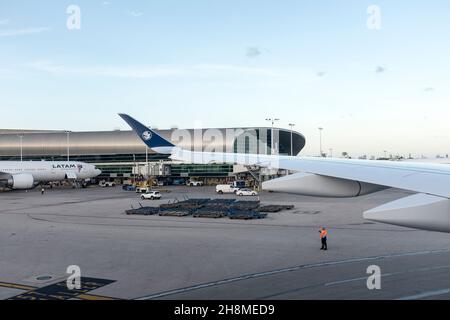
41, 187, 45, 195
319, 227, 328, 250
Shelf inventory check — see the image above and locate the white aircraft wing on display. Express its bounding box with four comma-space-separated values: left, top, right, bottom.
119, 113, 450, 232
169, 149, 450, 199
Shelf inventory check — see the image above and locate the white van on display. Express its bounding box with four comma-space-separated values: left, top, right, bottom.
216, 184, 239, 194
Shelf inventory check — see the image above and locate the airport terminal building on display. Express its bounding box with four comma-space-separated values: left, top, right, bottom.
0, 127, 305, 184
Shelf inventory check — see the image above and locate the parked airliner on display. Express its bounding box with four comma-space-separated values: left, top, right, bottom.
0, 161, 101, 190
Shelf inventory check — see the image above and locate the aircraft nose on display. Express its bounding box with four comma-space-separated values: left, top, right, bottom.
95, 169, 102, 176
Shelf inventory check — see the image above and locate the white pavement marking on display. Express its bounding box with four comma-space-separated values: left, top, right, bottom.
136, 249, 450, 300
325, 264, 450, 287
398, 288, 450, 300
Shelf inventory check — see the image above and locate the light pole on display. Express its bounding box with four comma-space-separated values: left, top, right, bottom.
265, 118, 280, 155
383, 150, 387, 159
65, 131, 71, 161
329, 148, 333, 158
288, 123, 295, 156
145, 146, 149, 178
18, 135, 23, 162
133, 154, 136, 183
318, 127, 323, 157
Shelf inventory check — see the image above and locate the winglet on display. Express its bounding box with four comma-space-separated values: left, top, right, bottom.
118, 114, 175, 153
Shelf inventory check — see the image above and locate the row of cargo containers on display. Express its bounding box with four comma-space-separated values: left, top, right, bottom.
228, 210, 268, 220
126, 199, 292, 219
126, 207, 266, 220
125, 207, 160, 216
159, 199, 260, 211
258, 205, 295, 212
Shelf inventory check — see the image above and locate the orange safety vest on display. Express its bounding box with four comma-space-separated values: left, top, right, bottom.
320, 230, 328, 238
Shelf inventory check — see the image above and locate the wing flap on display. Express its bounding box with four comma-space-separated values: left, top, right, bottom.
364, 193, 450, 232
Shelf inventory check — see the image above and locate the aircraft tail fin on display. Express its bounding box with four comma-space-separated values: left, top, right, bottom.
118, 114, 175, 153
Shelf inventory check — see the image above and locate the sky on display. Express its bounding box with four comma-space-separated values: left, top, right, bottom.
0, 0, 450, 158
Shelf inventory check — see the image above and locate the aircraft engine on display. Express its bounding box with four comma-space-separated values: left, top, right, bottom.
7, 173, 35, 190
262, 172, 385, 198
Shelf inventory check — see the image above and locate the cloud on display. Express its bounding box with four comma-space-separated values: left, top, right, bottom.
375, 65, 385, 73
27, 61, 182, 78
316, 71, 326, 77
129, 11, 143, 17
246, 47, 262, 58
196, 64, 281, 77
424, 87, 435, 92
26, 61, 282, 79
0, 19, 10, 25
0, 67, 16, 79
0, 27, 49, 37
102, 1, 110, 5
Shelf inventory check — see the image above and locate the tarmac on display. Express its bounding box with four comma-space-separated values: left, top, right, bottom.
1, 185, 450, 300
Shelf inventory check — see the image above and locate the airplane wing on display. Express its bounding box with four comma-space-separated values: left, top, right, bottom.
119, 113, 450, 233
167, 150, 450, 198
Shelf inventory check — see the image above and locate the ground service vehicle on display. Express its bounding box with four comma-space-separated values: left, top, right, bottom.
187, 180, 204, 187
140, 191, 162, 200
99, 181, 116, 187
216, 184, 239, 194
136, 186, 152, 193
236, 188, 258, 196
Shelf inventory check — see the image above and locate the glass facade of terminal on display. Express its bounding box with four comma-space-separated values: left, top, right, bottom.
0, 127, 305, 181
0, 153, 170, 163
170, 164, 233, 178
